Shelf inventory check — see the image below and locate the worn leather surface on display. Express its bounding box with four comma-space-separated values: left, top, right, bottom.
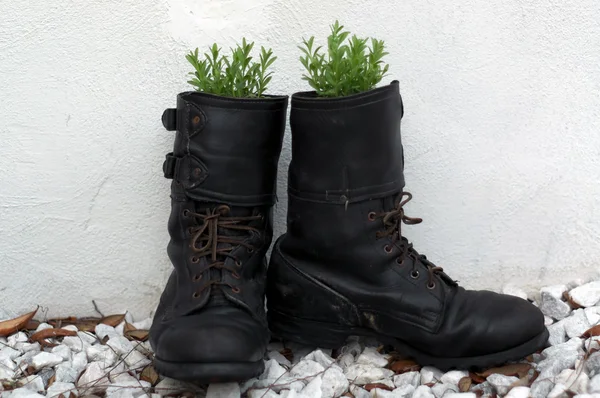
151, 91, 288, 364
268, 82, 545, 358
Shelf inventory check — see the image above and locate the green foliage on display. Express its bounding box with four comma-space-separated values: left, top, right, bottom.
186, 39, 277, 97
299, 21, 390, 97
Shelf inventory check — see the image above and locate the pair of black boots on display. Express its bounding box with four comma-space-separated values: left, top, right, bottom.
149, 82, 549, 383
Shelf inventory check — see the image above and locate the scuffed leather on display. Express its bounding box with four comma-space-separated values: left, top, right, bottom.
268, 82, 546, 359
150, 91, 288, 365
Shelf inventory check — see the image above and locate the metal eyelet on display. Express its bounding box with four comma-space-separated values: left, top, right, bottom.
396, 258, 404, 265
384, 245, 392, 254
411, 270, 420, 279
231, 287, 241, 294
192, 274, 202, 282
248, 247, 254, 254
235, 260, 242, 268
187, 227, 194, 235
182, 209, 190, 217
368, 212, 376, 221
427, 282, 436, 290
232, 272, 240, 280
192, 292, 200, 298
191, 256, 199, 264
192, 115, 201, 125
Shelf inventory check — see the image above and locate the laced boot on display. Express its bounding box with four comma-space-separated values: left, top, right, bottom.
266, 81, 548, 370
150, 91, 287, 382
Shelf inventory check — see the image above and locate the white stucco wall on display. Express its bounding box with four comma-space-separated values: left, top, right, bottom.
1, 0, 599, 319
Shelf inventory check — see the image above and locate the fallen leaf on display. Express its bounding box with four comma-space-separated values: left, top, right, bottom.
100, 314, 126, 327
583, 325, 600, 338
140, 365, 159, 386
474, 391, 484, 398
124, 322, 137, 333
125, 329, 149, 342
525, 355, 534, 362
342, 393, 355, 398
30, 328, 77, 347
389, 359, 421, 374
364, 383, 393, 392
459, 376, 472, 392
48, 374, 56, 387
477, 363, 531, 378
564, 291, 583, 309
25, 320, 40, 330
528, 370, 540, 386
0, 308, 38, 337
469, 372, 486, 384
48, 317, 78, 328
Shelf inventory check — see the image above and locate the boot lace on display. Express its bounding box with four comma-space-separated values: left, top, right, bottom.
186, 205, 262, 298
370, 192, 445, 289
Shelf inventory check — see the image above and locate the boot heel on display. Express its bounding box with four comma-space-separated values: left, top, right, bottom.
268, 310, 352, 348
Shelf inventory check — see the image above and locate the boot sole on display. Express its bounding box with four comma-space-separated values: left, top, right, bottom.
153, 357, 264, 383
268, 310, 549, 371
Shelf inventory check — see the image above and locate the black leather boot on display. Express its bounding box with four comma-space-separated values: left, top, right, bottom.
267, 81, 548, 370
150, 92, 287, 382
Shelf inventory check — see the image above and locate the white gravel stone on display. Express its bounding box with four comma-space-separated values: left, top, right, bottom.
305, 349, 335, 369
131, 317, 152, 330
46, 382, 78, 398
17, 375, 45, 392
6, 388, 46, 398
206, 383, 241, 398
31, 352, 63, 369
123, 349, 151, 368
547, 321, 567, 345
72, 351, 88, 372
34, 323, 53, 333
321, 367, 348, 398
1, 356, 16, 371
587, 352, 600, 376
443, 393, 476, 398
421, 366, 444, 384
267, 350, 292, 367
540, 290, 572, 320
7, 332, 28, 348
19, 343, 40, 354
0, 346, 21, 361
371, 385, 415, 398
344, 363, 394, 385
301, 375, 323, 398
338, 353, 355, 369
355, 347, 389, 368
543, 284, 569, 299
504, 386, 531, 398
486, 374, 519, 396
562, 309, 593, 338
50, 345, 72, 361
77, 362, 110, 394
554, 368, 589, 394
431, 383, 457, 398
503, 284, 528, 300
413, 385, 435, 398
590, 374, 600, 392
54, 364, 81, 383
0, 365, 14, 380
530, 379, 555, 398
247, 388, 280, 398
86, 344, 117, 367
349, 385, 370, 398
154, 377, 199, 396
95, 324, 119, 341
545, 316, 555, 326
290, 359, 325, 381
394, 371, 420, 388
569, 281, 600, 307
106, 335, 134, 356
440, 370, 469, 385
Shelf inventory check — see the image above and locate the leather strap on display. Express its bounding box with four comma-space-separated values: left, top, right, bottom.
162, 109, 177, 131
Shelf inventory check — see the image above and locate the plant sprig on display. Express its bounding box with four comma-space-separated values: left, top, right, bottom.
299, 21, 390, 97
186, 38, 277, 98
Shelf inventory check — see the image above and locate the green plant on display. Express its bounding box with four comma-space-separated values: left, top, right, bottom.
299, 21, 390, 97
186, 38, 277, 97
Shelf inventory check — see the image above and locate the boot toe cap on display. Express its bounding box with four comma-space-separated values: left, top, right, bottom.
152, 306, 268, 364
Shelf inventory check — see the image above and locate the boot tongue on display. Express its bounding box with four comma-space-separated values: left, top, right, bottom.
192, 203, 256, 308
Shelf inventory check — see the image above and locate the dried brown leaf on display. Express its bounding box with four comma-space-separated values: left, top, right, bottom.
48, 374, 56, 387
459, 376, 472, 392
25, 320, 40, 330
364, 383, 393, 392
100, 314, 126, 327
30, 328, 77, 343
564, 291, 583, 309
389, 359, 421, 374
477, 363, 532, 378
0, 308, 38, 337
280, 347, 293, 362
124, 322, 137, 333
583, 325, 600, 338
125, 329, 149, 342
48, 317, 78, 328
528, 370, 540, 387
140, 365, 159, 386
469, 371, 486, 384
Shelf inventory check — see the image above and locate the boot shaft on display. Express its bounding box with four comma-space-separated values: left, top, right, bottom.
163, 91, 288, 206
288, 81, 405, 205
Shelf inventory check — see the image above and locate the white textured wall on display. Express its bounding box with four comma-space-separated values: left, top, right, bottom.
1, 0, 599, 319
